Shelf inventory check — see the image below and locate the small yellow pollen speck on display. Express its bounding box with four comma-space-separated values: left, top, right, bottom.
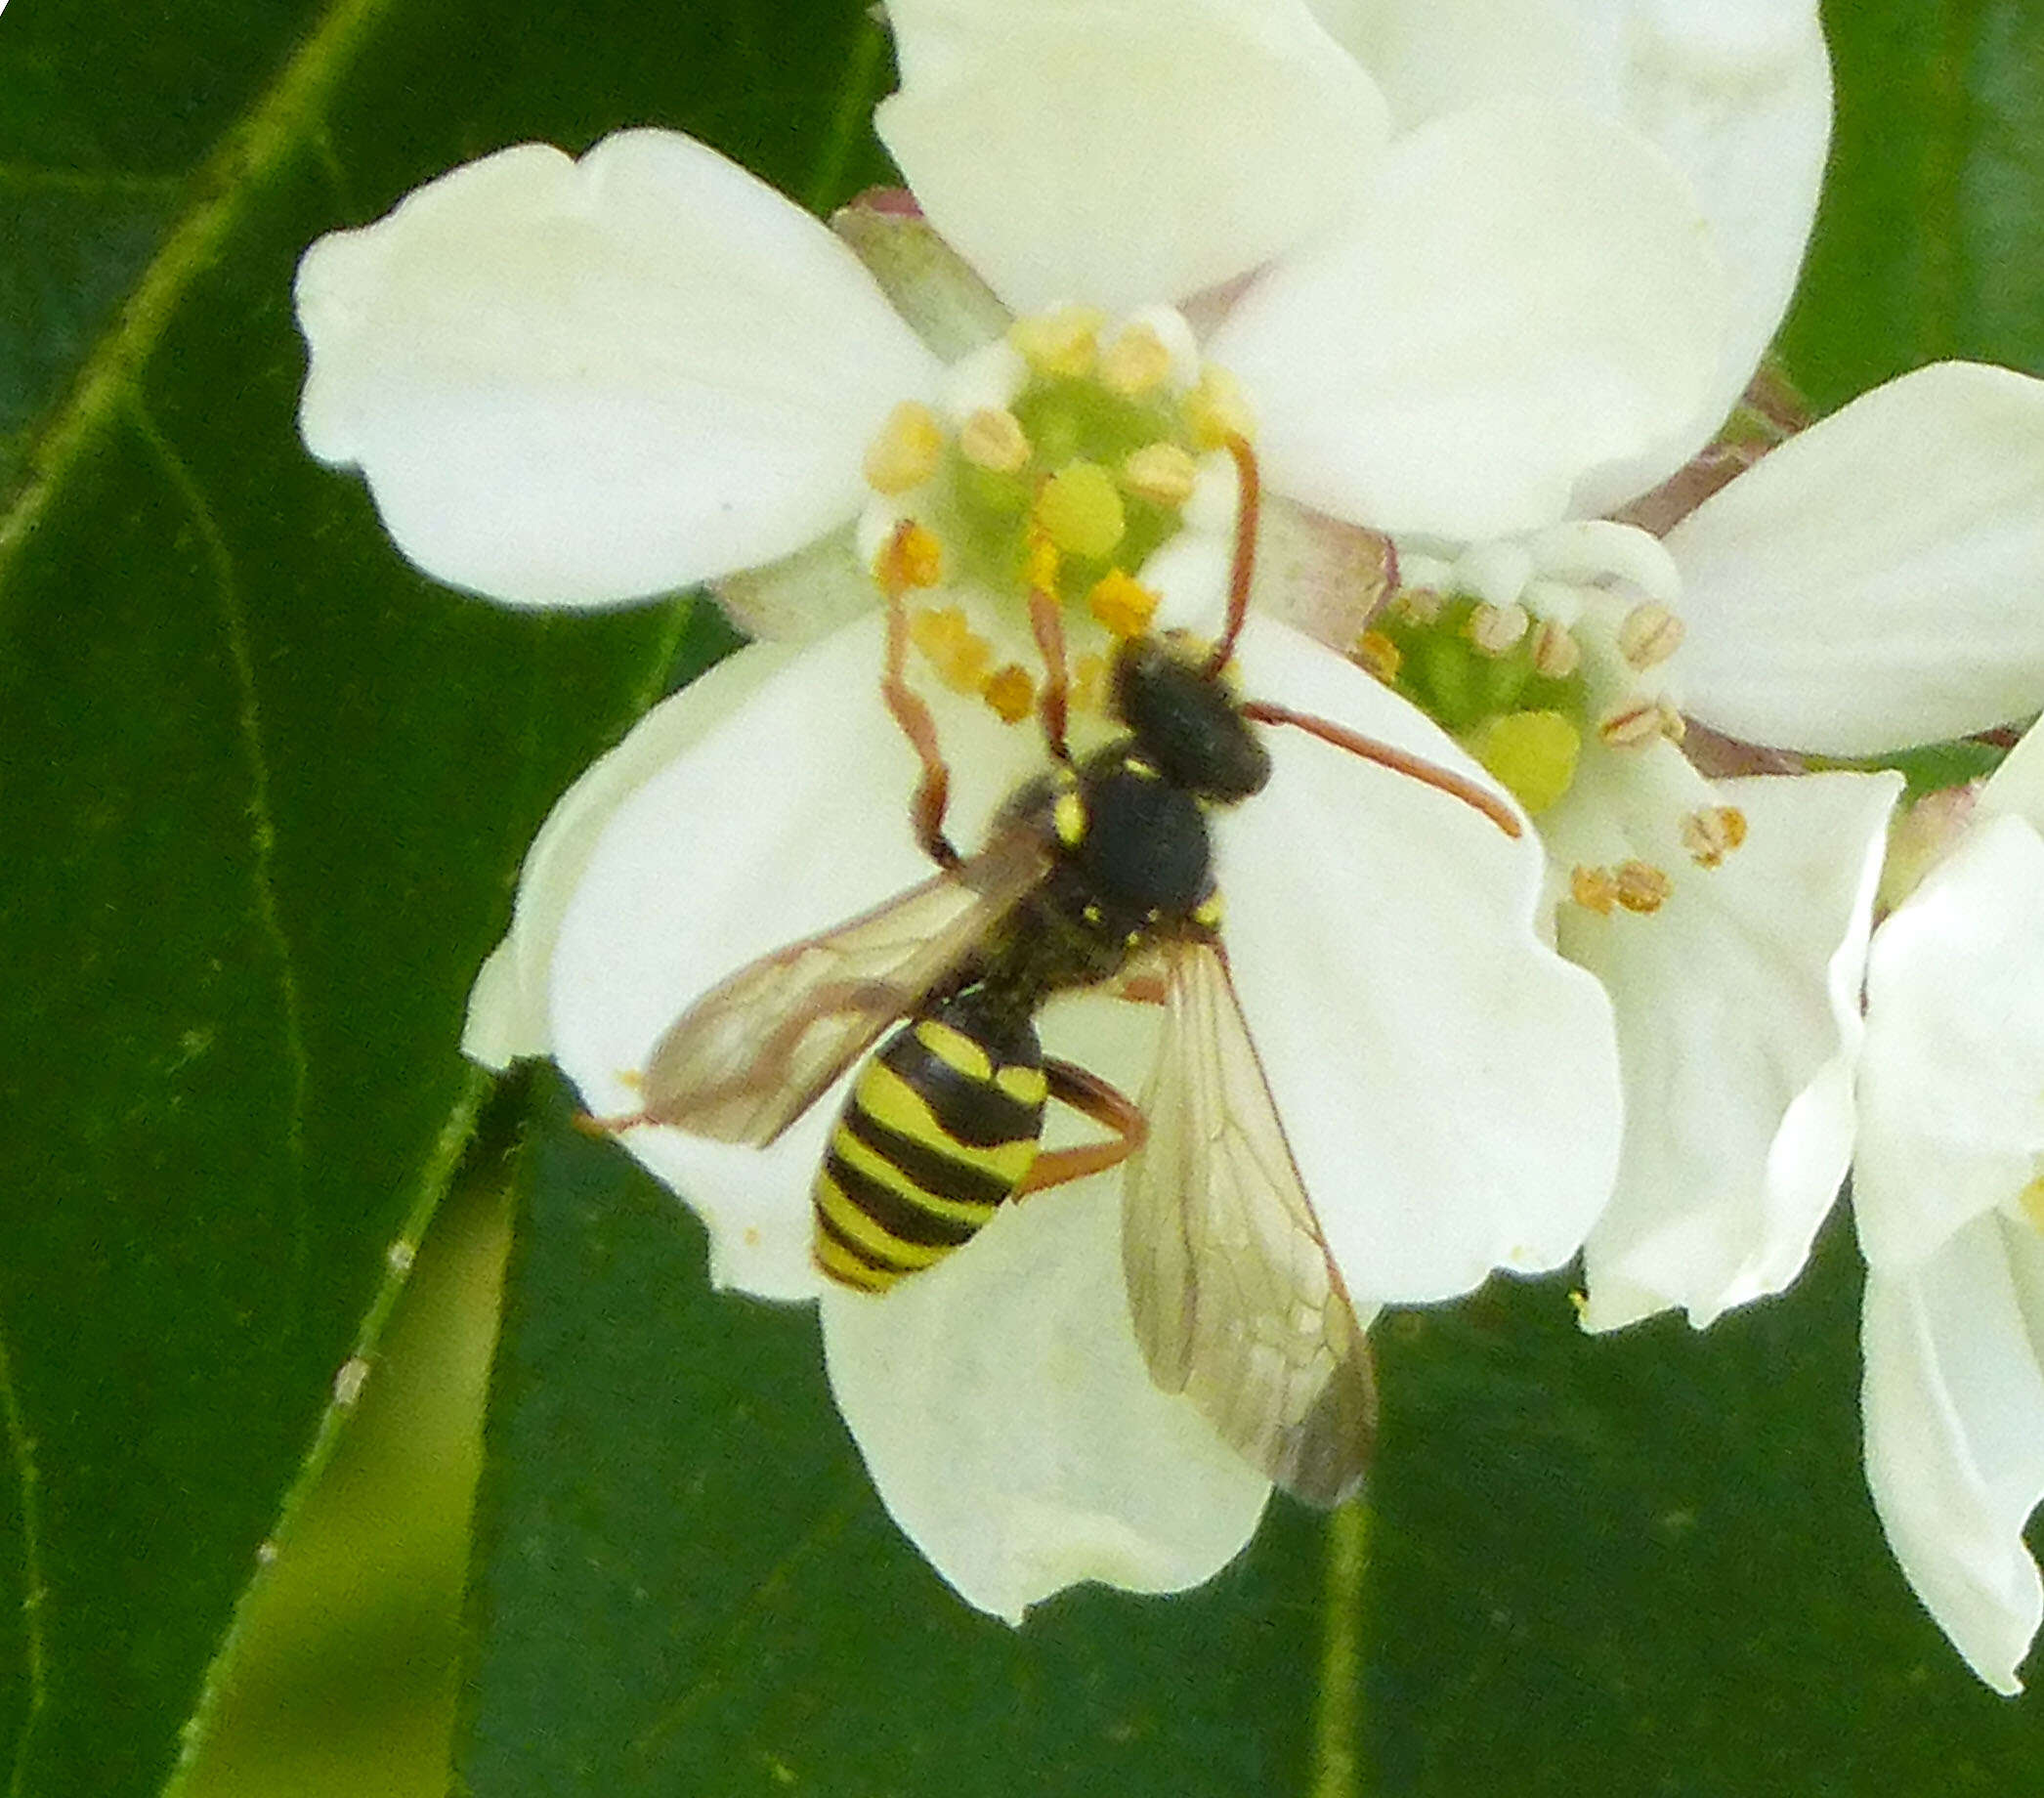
909, 605, 991, 692
959, 406, 1031, 473
862, 400, 944, 494
1353, 629, 1401, 683
1618, 602, 1686, 670
982, 663, 1036, 723
1467, 601, 1530, 658
1614, 860, 1674, 914
1681, 804, 1749, 868
1010, 306, 1106, 376
1568, 1288, 1589, 1317
1182, 364, 1255, 448
1120, 441, 1198, 508
2021, 1175, 2044, 1235
1071, 651, 1108, 714
333, 1357, 370, 1407
873, 520, 944, 596
1100, 321, 1173, 396
1035, 461, 1126, 559
386, 1238, 417, 1273
1023, 531, 1061, 599
1530, 618, 1581, 679
1658, 701, 1687, 745
1194, 892, 1224, 928
1597, 700, 1664, 750
1087, 569, 1159, 638
1570, 865, 1617, 916
1475, 710, 1580, 815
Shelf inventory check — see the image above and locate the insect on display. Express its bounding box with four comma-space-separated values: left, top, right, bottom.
603, 438, 1521, 1506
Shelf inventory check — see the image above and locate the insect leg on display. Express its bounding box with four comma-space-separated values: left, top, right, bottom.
1027, 580, 1072, 764
879, 550, 962, 871
1015, 1059, 1149, 1193
1240, 700, 1525, 839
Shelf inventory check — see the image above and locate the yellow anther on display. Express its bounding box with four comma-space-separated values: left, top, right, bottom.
909, 605, 992, 692
1120, 441, 1199, 508
1034, 461, 1126, 559
873, 520, 945, 597
1100, 321, 1173, 397
862, 401, 945, 494
1570, 866, 1618, 916
1658, 701, 1687, 745
1087, 569, 1160, 639
1393, 584, 1444, 625
958, 407, 1031, 474
1467, 602, 1531, 658
1597, 700, 1666, 750
1024, 531, 1061, 598
1530, 618, 1582, 679
1009, 306, 1106, 377
1182, 364, 1256, 448
1614, 860, 1675, 915
1618, 602, 1686, 670
1680, 804, 1749, 868
1353, 628, 1402, 684
982, 663, 1037, 724
1475, 710, 1580, 815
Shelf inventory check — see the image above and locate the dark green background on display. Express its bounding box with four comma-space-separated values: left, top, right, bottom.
2, 0, 2041, 1793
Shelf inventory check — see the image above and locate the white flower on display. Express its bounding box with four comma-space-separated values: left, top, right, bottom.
1555, 360, 2044, 1337
1854, 723, 2044, 1692
467, 606, 1626, 1619
297, 0, 1799, 1614
295, 0, 1751, 619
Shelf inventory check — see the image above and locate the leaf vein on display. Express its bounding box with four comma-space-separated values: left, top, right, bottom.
129, 397, 313, 1271
0, 1307, 49, 1798
0, 0, 405, 598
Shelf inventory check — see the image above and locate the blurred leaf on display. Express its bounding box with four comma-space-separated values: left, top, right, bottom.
460, 1075, 1334, 1798
1781, 0, 2044, 406
0, 0, 811, 1788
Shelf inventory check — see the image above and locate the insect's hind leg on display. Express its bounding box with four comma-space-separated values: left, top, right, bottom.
1015, 1059, 1149, 1193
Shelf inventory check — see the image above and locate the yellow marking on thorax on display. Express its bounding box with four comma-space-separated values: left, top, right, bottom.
1123, 755, 1160, 780
1193, 892, 1224, 929
1054, 790, 1087, 845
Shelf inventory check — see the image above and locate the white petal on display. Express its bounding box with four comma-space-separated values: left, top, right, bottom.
821, 1178, 1270, 1620
1304, 0, 1827, 469
1212, 102, 1726, 539
1862, 1220, 2044, 1694
1567, 764, 1900, 1331
1856, 813, 2044, 1274
546, 613, 1038, 1298
877, 0, 1389, 315
1674, 363, 2044, 754
462, 637, 799, 1068
297, 131, 941, 607
1222, 618, 1624, 1302
1985, 718, 2044, 835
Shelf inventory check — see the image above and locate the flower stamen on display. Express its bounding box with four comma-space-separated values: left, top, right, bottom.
1681, 805, 1749, 868
1009, 306, 1106, 377
958, 407, 1031, 474
864, 401, 945, 494
1617, 602, 1685, 670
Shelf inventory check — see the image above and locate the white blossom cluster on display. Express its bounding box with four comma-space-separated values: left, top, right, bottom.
295, 0, 2044, 1692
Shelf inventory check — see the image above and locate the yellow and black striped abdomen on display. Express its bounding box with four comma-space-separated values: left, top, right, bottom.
813, 992, 1048, 1292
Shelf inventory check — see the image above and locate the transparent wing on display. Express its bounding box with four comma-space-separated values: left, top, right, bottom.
636, 826, 1051, 1145
1122, 939, 1377, 1506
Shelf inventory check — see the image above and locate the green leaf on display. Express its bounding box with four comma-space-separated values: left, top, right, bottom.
461, 1075, 1337, 1798
0, 0, 764, 1788
1781, 0, 2044, 407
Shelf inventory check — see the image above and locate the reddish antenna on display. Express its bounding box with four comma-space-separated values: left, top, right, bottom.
1205, 432, 1260, 678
